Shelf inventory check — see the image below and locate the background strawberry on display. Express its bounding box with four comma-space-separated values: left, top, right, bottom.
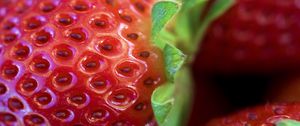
194, 0, 300, 75
188, 0, 300, 125
266, 74, 300, 103
207, 103, 300, 126
0, 0, 167, 125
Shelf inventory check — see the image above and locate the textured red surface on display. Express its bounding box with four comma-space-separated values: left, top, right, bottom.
0, 0, 166, 125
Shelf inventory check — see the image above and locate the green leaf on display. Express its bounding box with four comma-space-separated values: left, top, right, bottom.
152, 67, 193, 126
152, 1, 180, 49
163, 44, 186, 81
151, 1, 188, 126
190, 0, 235, 55
151, 0, 186, 82
151, 0, 235, 126
174, 0, 235, 59
151, 83, 175, 125
175, 0, 207, 48
276, 119, 300, 126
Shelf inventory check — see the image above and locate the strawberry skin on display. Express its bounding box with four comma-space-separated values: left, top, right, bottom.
267, 74, 300, 103
194, 0, 300, 74
0, 0, 166, 125
207, 103, 300, 126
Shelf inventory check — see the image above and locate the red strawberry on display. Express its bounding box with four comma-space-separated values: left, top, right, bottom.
207, 103, 300, 126
194, 0, 300, 74
266, 74, 300, 103
0, 0, 166, 125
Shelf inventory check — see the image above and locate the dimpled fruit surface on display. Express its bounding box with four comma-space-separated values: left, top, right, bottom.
0, 0, 166, 125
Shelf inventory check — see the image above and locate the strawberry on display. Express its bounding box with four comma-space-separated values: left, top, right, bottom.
0, 0, 166, 125
207, 103, 300, 126
194, 0, 300, 74
266, 74, 300, 103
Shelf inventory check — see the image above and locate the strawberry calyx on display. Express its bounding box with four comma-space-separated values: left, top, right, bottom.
150, 0, 234, 126
277, 119, 300, 126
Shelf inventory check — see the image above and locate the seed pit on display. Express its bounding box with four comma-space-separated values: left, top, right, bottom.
24, 16, 46, 30
53, 44, 74, 60
24, 114, 45, 125
67, 28, 87, 43
120, 15, 132, 23
101, 44, 113, 51
31, 56, 50, 73
3, 22, 15, 30
70, 33, 82, 40
35, 92, 52, 106
21, 78, 38, 92
13, 43, 30, 60
91, 110, 105, 119
97, 36, 122, 56
68, 93, 89, 107
53, 72, 75, 89
135, 2, 145, 12
53, 109, 73, 121
57, 50, 70, 57
116, 61, 140, 78
108, 88, 137, 108
0, 83, 7, 95
86, 108, 110, 123
3, 34, 17, 43
143, 77, 154, 85
80, 52, 106, 73
40, 2, 56, 12
33, 29, 53, 46
89, 15, 115, 31
139, 51, 150, 58
119, 67, 131, 73
51, 69, 77, 92
1, 113, 17, 123
94, 20, 106, 28
56, 13, 76, 26
2, 62, 19, 79
89, 74, 114, 94
72, 1, 90, 11
8, 97, 24, 111
127, 33, 138, 40
82, 60, 99, 71
134, 103, 146, 111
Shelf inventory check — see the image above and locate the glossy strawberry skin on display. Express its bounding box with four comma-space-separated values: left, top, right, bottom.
207, 103, 300, 126
194, 0, 300, 75
0, 0, 166, 125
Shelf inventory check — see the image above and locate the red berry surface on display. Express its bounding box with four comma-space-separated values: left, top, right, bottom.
0, 0, 166, 125
207, 103, 300, 126
266, 74, 300, 103
195, 0, 300, 74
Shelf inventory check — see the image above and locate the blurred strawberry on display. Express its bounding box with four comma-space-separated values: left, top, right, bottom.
207, 103, 300, 126
194, 0, 300, 75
